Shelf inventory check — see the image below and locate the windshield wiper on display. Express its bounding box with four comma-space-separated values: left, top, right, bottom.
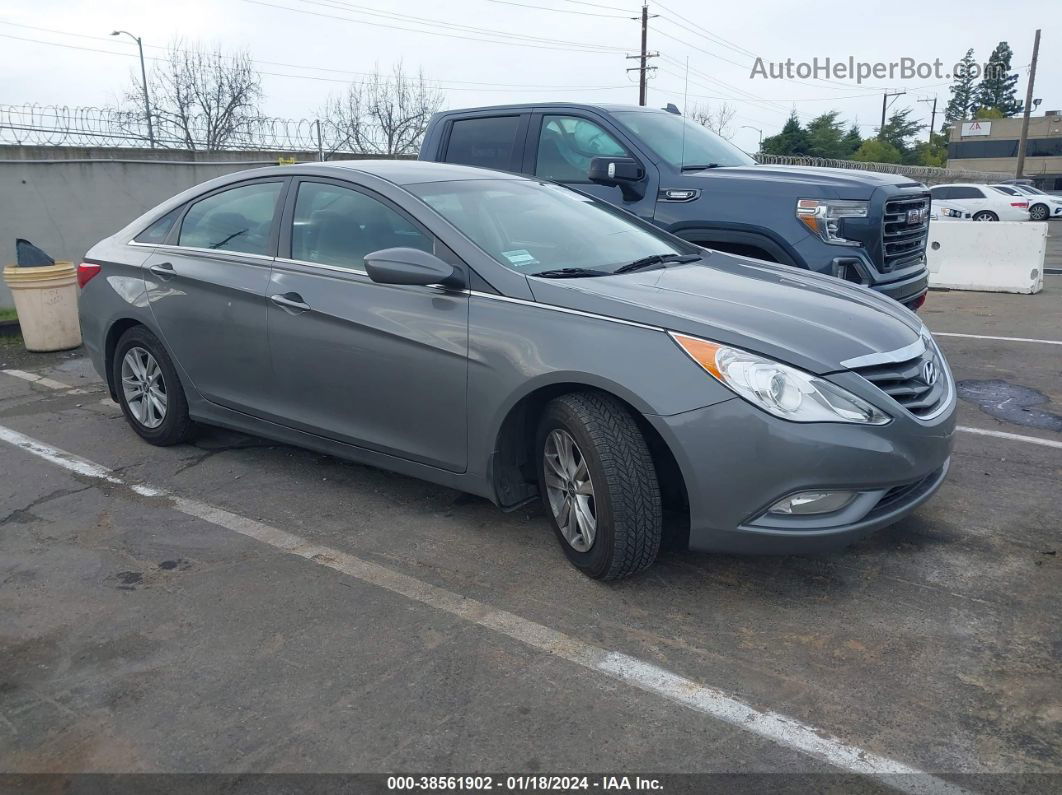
614, 253, 701, 274
533, 267, 611, 279
680, 163, 721, 171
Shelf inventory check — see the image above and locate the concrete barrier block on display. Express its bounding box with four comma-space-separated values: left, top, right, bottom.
926, 221, 1046, 294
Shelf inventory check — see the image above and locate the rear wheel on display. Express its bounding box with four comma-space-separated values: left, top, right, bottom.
113, 326, 195, 446
972, 211, 998, 222
537, 392, 661, 580
1029, 203, 1049, 221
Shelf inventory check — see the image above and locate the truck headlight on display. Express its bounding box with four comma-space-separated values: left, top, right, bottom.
671, 333, 890, 425
796, 199, 868, 246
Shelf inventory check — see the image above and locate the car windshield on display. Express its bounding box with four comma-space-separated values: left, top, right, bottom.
1016, 185, 1047, 195
408, 179, 690, 276
611, 110, 756, 169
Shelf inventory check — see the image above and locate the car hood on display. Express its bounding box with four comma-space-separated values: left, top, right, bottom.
526, 251, 924, 375
683, 164, 926, 194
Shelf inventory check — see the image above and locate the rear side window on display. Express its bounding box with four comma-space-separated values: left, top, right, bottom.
444, 116, 520, 170
178, 181, 283, 255
291, 181, 432, 271
134, 207, 181, 244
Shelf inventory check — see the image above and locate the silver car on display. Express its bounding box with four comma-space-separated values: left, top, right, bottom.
78, 161, 955, 579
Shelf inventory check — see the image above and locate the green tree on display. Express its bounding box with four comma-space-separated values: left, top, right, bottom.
878, 107, 924, 154
840, 124, 863, 157
944, 49, 978, 128
804, 111, 848, 158
908, 132, 949, 167
974, 42, 1021, 116
852, 139, 902, 164
760, 111, 809, 156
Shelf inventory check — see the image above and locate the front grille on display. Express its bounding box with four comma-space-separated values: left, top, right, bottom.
881, 193, 930, 272
849, 346, 947, 418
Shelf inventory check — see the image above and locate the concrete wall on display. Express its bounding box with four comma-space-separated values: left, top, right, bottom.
0, 146, 390, 308
927, 220, 1047, 294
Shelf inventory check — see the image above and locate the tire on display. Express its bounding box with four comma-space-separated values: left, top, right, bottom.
1029, 203, 1049, 222
112, 326, 195, 446
972, 211, 998, 222
536, 392, 662, 580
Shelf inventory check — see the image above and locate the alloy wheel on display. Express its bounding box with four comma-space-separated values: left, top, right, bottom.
543, 428, 597, 552
1030, 205, 1048, 221
121, 346, 167, 429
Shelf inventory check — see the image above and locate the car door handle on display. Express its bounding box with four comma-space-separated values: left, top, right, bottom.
148, 262, 174, 279
270, 293, 311, 313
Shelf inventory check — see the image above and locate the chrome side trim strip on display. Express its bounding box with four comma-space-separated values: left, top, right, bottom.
467, 291, 664, 332
840, 336, 926, 369
273, 257, 369, 277
126, 241, 276, 262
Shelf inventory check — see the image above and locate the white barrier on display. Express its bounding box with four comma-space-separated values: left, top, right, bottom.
926, 221, 1047, 294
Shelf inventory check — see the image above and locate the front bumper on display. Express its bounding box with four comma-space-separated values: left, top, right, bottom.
869, 267, 929, 307
644, 392, 955, 555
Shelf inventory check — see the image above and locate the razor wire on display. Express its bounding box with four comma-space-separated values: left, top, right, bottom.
0, 104, 356, 153
754, 153, 1011, 185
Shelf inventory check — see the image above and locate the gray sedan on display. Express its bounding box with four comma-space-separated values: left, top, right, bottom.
78, 161, 955, 579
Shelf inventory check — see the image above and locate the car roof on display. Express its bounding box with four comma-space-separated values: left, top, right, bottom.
296, 159, 529, 185
433, 102, 667, 116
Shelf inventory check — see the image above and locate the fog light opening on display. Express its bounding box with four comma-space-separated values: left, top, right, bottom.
769, 490, 857, 515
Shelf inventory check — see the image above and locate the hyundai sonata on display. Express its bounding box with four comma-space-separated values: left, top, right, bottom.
79, 161, 955, 579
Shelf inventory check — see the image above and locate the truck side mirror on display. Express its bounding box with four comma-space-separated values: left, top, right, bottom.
588, 157, 646, 201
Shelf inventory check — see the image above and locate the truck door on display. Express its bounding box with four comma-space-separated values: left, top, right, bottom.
526, 112, 658, 222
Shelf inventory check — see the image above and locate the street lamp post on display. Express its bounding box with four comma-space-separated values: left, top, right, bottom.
111, 30, 155, 148
740, 125, 763, 150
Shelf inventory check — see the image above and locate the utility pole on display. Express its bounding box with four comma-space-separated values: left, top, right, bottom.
740, 125, 763, 149
917, 96, 938, 142
1015, 28, 1041, 179
626, 3, 658, 106
111, 30, 155, 148
879, 90, 906, 136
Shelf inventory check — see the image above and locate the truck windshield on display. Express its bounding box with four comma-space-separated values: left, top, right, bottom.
408, 179, 691, 276
611, 111, 756, 170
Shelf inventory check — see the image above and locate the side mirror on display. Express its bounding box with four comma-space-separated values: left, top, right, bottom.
588, 157, 646, 201
364, 247, 462, 288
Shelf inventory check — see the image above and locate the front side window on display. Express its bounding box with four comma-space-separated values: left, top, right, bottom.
179, 182, 283, 255
535, 115, 628, 182
952, 187, 984, 199
611, 110, 756, 170
444, 116, 521, 170
410, 178, 689, 276
134, 207, 182, 244
930, 186, 951, 200
291, 181, 432, 271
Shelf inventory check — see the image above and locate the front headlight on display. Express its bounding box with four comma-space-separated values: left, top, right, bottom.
796, 199, 868, 246
671, 333, 890, 425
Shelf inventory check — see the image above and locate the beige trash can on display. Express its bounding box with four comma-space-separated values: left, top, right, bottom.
2, 262, 82, 352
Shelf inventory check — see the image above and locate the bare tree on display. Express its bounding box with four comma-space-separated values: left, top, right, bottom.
123, 40, 263, 150
322, 62, 443, 156
688, 101, 737, 140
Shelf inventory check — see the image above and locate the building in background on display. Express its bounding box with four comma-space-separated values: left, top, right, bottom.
948, 112, 1062, 190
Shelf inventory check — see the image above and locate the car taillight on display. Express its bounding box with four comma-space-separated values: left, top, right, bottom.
77, 262, 101, 288
1011, 202, 1029, 208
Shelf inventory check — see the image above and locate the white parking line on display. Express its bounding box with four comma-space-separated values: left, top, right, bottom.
933, 332, 1062, 346
1, 368, 94, 395
956, 426, 1062, 450
0, 422, 969, 794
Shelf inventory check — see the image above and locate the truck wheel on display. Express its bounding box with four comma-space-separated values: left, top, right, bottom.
113, 326, 195, 446
1029, 204, 1048, 221
972, 211, 998, 222
537, 392, 662, 580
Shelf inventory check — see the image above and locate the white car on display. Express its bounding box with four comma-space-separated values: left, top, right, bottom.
992, 184, 1062, 222
929, 183, 1029, 222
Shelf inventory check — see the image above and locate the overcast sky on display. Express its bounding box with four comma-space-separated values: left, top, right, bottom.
1, 0, 1057, 152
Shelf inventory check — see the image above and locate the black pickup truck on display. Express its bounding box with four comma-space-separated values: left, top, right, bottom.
418, 103, 931, 309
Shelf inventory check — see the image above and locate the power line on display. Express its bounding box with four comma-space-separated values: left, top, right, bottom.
561, 0, 633, 11
486, 0, 630, 18
0, 30, 633, 93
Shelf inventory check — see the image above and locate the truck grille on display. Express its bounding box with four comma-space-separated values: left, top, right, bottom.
849, 344, 948, 418
881, 193, 930, 272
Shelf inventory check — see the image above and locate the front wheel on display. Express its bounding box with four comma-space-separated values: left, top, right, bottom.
537, 392, 662, 580
1029, 204, 1049, 222
972, 211, 998, 222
